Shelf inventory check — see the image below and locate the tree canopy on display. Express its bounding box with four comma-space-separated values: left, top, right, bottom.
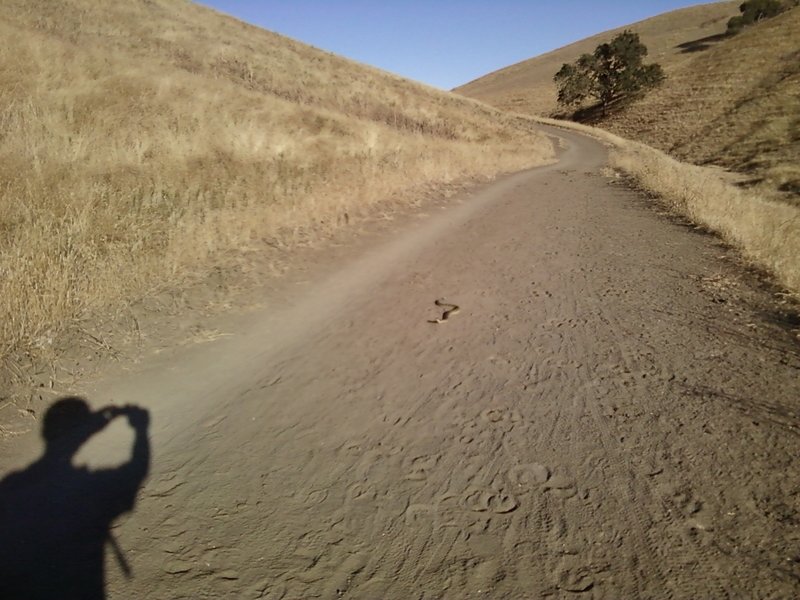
727, 0, 789, 33
554, 31, 664, 112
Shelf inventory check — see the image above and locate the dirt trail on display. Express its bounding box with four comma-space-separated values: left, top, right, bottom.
3, 128, 800, 599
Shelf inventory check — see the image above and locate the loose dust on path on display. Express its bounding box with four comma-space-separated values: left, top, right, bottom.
1, 128, 799, 599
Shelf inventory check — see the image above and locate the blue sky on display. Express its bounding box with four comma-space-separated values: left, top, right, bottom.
197, 1, 721, 90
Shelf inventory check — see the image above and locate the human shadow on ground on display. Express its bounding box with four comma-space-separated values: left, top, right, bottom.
0, 397, 151, 600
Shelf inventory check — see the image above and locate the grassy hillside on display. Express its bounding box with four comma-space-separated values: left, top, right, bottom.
600, 8, 800, 201
456, 1, 799, 203
455, 2, 739, 117
0, 0, 552, 368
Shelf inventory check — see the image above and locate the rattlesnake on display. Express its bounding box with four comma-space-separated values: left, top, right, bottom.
428, 299, 460, 324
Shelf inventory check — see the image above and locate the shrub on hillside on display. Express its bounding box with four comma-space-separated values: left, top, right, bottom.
727, 0, 791, 33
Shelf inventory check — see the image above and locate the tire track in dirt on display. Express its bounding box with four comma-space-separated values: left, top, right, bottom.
583, 306, 730, 600
529, 308, 660, 596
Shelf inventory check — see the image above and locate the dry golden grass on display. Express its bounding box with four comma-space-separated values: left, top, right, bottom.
537, 117, 800, 296
457, 2, 799, 204
601, 8, 800, 202
0, 0, 552, 371
454, 2, 739, 116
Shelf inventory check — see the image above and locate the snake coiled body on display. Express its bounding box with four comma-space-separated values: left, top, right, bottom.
428, 299, 460, 324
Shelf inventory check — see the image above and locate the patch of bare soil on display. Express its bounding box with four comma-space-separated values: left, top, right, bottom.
1, 130, 798, 598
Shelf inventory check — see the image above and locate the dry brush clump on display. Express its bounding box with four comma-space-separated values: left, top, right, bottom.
0, 0, 553, 373
536, 117, 800, 296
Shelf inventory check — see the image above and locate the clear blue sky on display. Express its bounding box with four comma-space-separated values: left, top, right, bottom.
197, 1, 721, 90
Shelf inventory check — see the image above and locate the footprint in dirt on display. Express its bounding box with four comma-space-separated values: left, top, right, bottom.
353, 445, 403, 479
297, 489, 329, 507
670, 489, 704, 517
459, 419, 492, 445
404, 454, 440, 481
508, 463, 550, 493
543, 473, 579, 500
556, 565, 595, 594
404, 503, 460, 529
480, 407, 524, 433
663, 486, 715, 542
346, 482, 377, 503
462, 488, 519, 514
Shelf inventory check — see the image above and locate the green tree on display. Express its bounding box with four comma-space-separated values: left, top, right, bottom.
727, 0, 787, 33
554, 31, 665, 113
554, 54, 595, 107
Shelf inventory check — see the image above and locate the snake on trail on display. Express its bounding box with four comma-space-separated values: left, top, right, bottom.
428, 299, 460, 324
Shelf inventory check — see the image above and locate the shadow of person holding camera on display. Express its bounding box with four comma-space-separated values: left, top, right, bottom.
0, 397, 151, 600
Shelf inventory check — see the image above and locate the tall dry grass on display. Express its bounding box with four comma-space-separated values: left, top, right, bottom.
536, 117, 800, 296
0, 0, 552, 371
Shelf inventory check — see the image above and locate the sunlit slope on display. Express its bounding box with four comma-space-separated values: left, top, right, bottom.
456, 1, 799, 201
602, 8, 800, 199
454, 2, 739, 117
0, 0, 551, 362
